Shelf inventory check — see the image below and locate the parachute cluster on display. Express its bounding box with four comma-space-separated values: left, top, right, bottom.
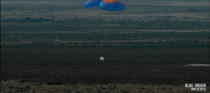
85, 0, 125, 11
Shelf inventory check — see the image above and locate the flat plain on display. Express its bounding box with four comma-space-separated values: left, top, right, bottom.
1, 0, 210, 92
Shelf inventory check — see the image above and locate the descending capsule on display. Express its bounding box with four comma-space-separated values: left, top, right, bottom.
99, 0, 124, 11
85, 0, 102, 8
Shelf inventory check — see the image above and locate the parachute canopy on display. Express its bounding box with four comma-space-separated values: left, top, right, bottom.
85, 0, 102, 8
99, 0, 124, 11
85, 0, 124, 11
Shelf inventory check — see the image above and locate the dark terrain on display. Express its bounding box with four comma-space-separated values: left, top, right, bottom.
1, 0, 210, 92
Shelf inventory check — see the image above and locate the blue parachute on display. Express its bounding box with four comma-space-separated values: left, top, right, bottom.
85, 0, 125, 11
85, 0, 102, 8
99, 1, 124, 11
